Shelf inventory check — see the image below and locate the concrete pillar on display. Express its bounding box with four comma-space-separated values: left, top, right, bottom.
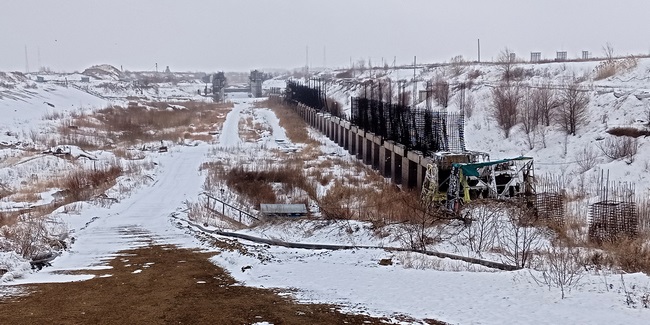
365, 138, 373, 165
418, 156, 432, 191
372, 142, 381, 170
324, 115, 330, 138
331, 117, 339, 144
406, 151, 422, 189
349, 126, 358, 156
392, 143, 405, 185
365, 132, 379, 167
343, 122, 350, 151
356, 129, 365, 160
380, 141, 393, 178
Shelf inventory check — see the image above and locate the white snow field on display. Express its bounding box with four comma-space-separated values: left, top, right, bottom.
0, 61, 650, 324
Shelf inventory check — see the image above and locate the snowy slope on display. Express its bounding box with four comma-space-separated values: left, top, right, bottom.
318, 58, 650, 197
1, 68, 649, 324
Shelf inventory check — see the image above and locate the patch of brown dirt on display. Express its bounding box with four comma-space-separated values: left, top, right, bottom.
0, 245, 398, 325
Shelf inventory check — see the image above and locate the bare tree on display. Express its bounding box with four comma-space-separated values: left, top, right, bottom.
532, 83, 560, 127
532, 239, 585, 299
557, 81, 589, 136
433, 75, 450, 108
498, 47, 516, 83
456, 92, 475, 119
449, 55, 466, 77
491, 82, 521, 138
602, 42, 615, 61
497, 203, 543, 268
356, 58, 366, 72
520, 88, 539, 149
461, 201, 501, 257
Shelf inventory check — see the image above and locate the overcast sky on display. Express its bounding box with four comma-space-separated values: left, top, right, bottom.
2, 0, 649, 73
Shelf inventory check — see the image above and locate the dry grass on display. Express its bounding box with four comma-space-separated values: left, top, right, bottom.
586, 236, 650, 274
9, 192, 41, 203
222, 165, 316, 209
61, 101, 232, 148
317, 179, 420, 223
594, 56, 638, 80
0, 183, 12, 200
262, 98, 319, 146
238, 116, 258, 142
113, 148, 146, 160
60, 164, 123, 201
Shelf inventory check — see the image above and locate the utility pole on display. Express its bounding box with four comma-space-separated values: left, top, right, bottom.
24, 45, 29, 73
477, 39, 481, 63
412, 56, 417, 107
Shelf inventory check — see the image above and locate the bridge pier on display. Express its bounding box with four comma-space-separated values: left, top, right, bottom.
356, 129, 365, 161
288, 102, 434, 192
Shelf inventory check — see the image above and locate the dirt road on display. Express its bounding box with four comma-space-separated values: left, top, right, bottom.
0, 244, 398, 325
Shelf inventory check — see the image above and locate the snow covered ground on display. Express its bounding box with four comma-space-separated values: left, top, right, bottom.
1, 62, 650, 324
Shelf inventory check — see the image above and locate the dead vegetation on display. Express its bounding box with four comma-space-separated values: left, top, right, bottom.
607, 126, 650, 138
0, 244, 398, 325
51, 101, 233, 149
594, 56, 638, 80
263, 98, 321, 159
61, 164, 123, 201
0, 100, 229, 259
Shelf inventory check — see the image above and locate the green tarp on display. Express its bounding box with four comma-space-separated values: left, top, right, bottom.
452, 156, 533, 177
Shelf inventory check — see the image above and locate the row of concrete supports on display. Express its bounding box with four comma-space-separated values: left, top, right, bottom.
295, 103, 433, 191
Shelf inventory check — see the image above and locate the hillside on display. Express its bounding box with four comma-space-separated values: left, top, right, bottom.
0, 62, 649, 324
284, 58, 650, 198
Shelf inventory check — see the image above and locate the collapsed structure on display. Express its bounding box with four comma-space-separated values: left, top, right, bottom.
285, 80, 536, 214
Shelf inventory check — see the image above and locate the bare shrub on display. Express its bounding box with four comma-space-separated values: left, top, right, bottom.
62, 164, 123, 201
557, 81, 589, 135
460, 200, 500, 256
496, 202, 544, 268
222, 165, 316, 209
0, 217, 67, 258
395, 252, 443, 270
491, 83, 521, 138
467, 69, 482, 80
574, 145, 599, 173
532, 239, 585, 299
603, 237, 650, 274
596, 137, 638, 162
449, 55, 466, 77
532, 83, 560, 127
432, 76, 450, 108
